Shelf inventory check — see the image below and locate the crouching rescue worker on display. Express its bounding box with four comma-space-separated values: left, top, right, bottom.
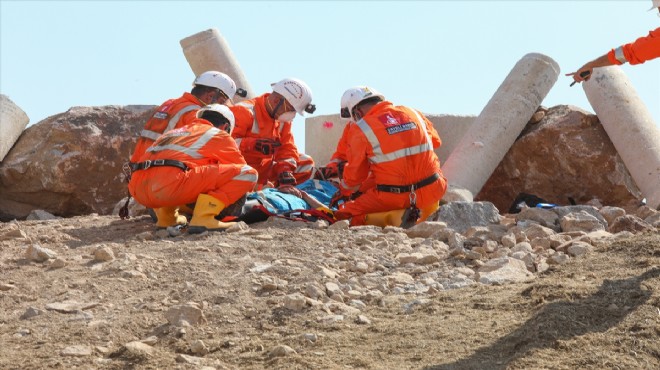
128, 104, 258, 234
130, 71, 243, 163
230, 78, 316, 188
331, 86, 447, 227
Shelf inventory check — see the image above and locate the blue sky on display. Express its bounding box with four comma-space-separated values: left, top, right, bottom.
1, 0, 659, 151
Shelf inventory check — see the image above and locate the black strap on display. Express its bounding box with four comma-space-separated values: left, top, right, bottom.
129, 159, 188, 172
376, 173, 440, 194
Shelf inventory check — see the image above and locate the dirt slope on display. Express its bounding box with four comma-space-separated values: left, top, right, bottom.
0, 215, 658, 369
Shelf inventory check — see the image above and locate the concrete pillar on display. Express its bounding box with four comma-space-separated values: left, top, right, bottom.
583, 66, 660, 209
441, 53, 560, 198
180, 28, 254, 102
0, 94, 29, 162
305, 113, 477, 167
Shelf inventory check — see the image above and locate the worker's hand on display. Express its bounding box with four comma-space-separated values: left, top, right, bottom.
566, 68, 592, 85
314, 166, 339, 180
329, 191, 349, 208
278, 184, 302, 197
254, 139, 281, 155
278, 171, 296, 186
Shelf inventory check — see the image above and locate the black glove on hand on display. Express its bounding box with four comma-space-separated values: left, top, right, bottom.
278, 171, 296, 186
255, 139, 281, 155
314, 166, 339, 180
330, 191, 349, 208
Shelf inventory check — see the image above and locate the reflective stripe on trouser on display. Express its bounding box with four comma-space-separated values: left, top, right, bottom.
129, 164, 258, 209
246, 152, 315, 184
335, 174, 447, 225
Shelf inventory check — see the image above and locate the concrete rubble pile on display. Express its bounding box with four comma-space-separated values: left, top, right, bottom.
4, 201, 657, 328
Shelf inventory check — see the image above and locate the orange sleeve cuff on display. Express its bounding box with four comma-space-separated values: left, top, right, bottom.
607, 49, 623, 65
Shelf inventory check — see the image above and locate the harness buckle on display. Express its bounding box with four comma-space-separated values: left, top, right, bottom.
390, 187, 401, 194
142, 160, 152, 169
153, 159, 165, 166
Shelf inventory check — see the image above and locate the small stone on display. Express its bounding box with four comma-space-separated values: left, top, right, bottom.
284, 293, 307, 312
356, 315, 371, 325
140, 336, 158, 345
165, 302, 206, 326
60, 345, 92, 357
190, 339, 208, 355
0, 283, 16, 291
226, 221, 249, 233
49, 258, 66, 269
176, 354, 204, 364
303, 333, 318, 343
93, 246, 115, 262
328, 220, 350, 230
124, 341, 154, 356
268, 345, 297, 358
20, 306, 44, 320
25, 244, 56, 262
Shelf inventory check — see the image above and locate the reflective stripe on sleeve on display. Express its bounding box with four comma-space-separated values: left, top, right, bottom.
340, 178, 360, 192
354, 111, 434, 164
233, 165, 258, 182
295, 164, 314, 173
147, 127, 220, 159
614, 46, 628, 64
166, 105, 199, 132
140, 129, 161, 141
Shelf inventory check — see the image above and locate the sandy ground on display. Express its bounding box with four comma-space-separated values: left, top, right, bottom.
0, 214, 658, 369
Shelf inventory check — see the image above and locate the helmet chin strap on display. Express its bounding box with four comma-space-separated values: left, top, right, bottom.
266, 95, 284, 118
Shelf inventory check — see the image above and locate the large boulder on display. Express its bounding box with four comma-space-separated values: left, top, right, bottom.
476, 105, 641, 212
0, 105, 155, 220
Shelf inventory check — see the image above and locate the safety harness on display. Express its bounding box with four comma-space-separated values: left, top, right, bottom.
129, 159, 189, 172
118, 159, 189, 219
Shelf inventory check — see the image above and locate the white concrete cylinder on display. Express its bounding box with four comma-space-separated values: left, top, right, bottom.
0, 94, 29, 162
441, 53, 560, 198
583, 66, 660, 209
180, 28, 254, 102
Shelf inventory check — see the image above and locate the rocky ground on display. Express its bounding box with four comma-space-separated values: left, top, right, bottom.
0, 206, 659, 370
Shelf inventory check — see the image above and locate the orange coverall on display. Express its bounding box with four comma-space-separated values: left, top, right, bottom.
335, 101, 447, 225
607, 27, 660, 65
130, 92, 203, 163
230, 94, 314, 185
128, 118, 258, 208
324, 121, 376, 191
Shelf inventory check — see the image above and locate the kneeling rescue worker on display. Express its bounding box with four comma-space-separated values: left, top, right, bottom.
230, 78, 317, 187
128, 104, 258, 233
331, 86, 448, 227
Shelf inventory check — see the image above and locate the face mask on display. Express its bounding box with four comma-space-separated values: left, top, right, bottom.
277, 111, 296, 122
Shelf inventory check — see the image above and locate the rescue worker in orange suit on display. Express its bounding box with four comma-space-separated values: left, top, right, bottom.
230, 78, 316, 188
330, 86, 447, 227
128, 104, 258, 234
130, 71, 244, 163
568, 0, 660, 84
313, 111, 376, 192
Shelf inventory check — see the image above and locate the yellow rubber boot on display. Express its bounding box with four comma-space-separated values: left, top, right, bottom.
364, 209, 406, 227
154, 207, 187, 229
188, 194, 235, 234
418, 201, 441, 223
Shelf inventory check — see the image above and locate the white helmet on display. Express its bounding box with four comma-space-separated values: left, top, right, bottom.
271, 78, 315, 116
650, 0, 660, 10
193, 71, 237, 99
196, 103, 235, 133
340, 86, 385, 121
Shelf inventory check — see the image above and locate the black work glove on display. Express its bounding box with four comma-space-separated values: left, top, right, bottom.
254, 139, 281, 155
330, 191, 349, 208
314, 166, 339, 180
278, 171, 296, 186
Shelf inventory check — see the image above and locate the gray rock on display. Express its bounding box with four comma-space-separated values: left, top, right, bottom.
436, 202, 501, 233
